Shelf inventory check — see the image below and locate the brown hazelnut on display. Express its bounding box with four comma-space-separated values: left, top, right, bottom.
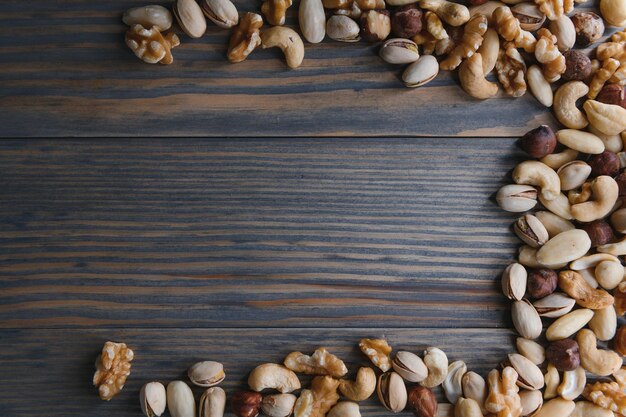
232, 390, 262, 417
360, 9, 391, 42
562, 50, 592, 81
588, 151, 621, 177
407, 386, 437, 417
546, 339, 580, 371
571, 12, 604, 47
527, 268, 558, 299
580, 220, 615, 247
596, 83, 626, 109
519, 125, 557, 158
391, 4, 423, 38
616, 171, 626, 197
615, 326, 626, 356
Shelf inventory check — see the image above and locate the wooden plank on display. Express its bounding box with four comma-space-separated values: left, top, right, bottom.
0, 138, 524, 328
0, 328, 516, 416
0, 0, 570, 138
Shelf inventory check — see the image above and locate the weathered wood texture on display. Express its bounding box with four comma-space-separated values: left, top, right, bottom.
0, 138, 524, 329
0, 328, 516, 416
0, 0, 567, 138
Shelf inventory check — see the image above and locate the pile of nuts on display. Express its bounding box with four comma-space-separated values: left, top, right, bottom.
121, 0, 625, 96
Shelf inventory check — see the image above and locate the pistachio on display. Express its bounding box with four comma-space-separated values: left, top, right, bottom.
557, 161, 591, 191
535, 229, 591, 266
199, 387, 226, 417
420, 347, 449, 388
377, 372, 408, 413
167, 381, 196, 417
557, 367, 585, 400
511, 3, 545, 31
188, 361, 225, 387
512, 299, 542, 339
328, 401, 361, 417
201, 0, 238, 28
392, 351, 428, 383
545, 308, 594, 341
443, 361, 467, 405
516, 338, 545, 366
496, 184, 538, 212
402, 55, 439, 88
140, 382, 167, 417
514, 215, 549, 247
380, 38, 420, 64
173, 0, 207, 38
532, 292, 575, 317
326, 15, 360, 42
299, 0, 326, 43
123, 5, 173, 31
502, 263, 527, 301
507, 354, 544, 390
533, 398, 574, 417
519, 390, 543, 416
462, 372, 487, 413
261, 394, 297, 417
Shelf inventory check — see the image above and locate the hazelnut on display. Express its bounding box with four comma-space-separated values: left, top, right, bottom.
596, 83, 626, 109
545, 339, 580, 371
562, 50, 592, 81
391, 4, 423, 38
588, 151, 621, 177
615, 325, 626, 356
232, 390, 262, 417
407, 386, 437, 417
571, 12, 604, 47
580, 220, 615, 247
519, 125, 557, 158
360, 9, 391, 42
616, 171, 626, 197
526, 269, 558, 299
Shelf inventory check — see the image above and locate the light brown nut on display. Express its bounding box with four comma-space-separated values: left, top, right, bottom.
611, 208, 626, 233
569, 400, 614, 417
418, 0, 470, 26
328, 401, 360, 417
294, 390, 313, 417
512, 161, 560, 201
538, 193, 573, 221
534, 0, 565, 20
558, 270, 614, 309
360, 338, 392, 372
583, 380, 626, 415
188, 361, 226, 387
545, 308, 594, 341
202, 0, 239, 28
326, 15, 360, 42
535, 28, 566, 82
512, 300, 542, 339
614, 282, 626, 315
494, 6, 536, 53
228, 12, 263, 63
557, 161, 591, 191
284, 348, 347, 377
173, 0, 207, 38
425, 11, 449, 39
549, 15, 575, 51
443, 361, 467, 404
402, 55, 439, 88
377, 372, 408, 413
589, 305, 617, 342
569, 253, 620, 270
597, 237, 626, 256
309, 376, 340, 417
577, 329, 623, 376
123, 5, 173, 31
380, 39, 419, 64
93, 341, 134, 401
496, 184, 538, 212
248, 363, 301, 393
199, 387, 226, 417
485, 367, 523, 417
589, 59, 621, 100
512, 3, 545, 31
542, 364, 559, 400
496, 42, 527, 97
534, 211, 574, 238
507, 354, 544, 390
557, 367, 585, 400
440, 14, 488, 71
516, 338, 545, 365
261, 0, 292, 26
262, 394, 297, 417
553, 82, 590, 129
299, 0, 326, 43
540, 148, 579, 170
469, 1, 507, 25
141, 382, 167, 417
514, 215, 549, 247
600, 0, 626, 26
594, 260, 623, 290
584, 100, 626, 136
167, 381, 195, 417
571, 176, 619, 222
478, 28, 500, 74
518, 390, 542, 416
527, 65, 553, 107
261, 27, 305, 69
455, 397, 483, 417
421, 347, 449, 388
556, 129, 604, 154
393, 351, 428, 383
502, 263, 527, 301
536, 230, 591, 266
360, 9, 391, 42
339, 367, 376, 402
462, 372, 488, 413
125, 25, 180, 65
589, 126, 623, 153
533, 398, 574, 417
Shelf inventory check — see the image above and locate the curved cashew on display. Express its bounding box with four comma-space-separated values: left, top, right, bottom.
539, 192, 572, 220
556, 129, 605, 155
338, 367, 376, 402
577, 329, 623, 376
584, 100, 626, 136
458, 53, 498, 100
248, 363, 302, 393
598, 236, 626, 256
513, 160, 560, 201
421, 347, 449, 388
553, 81, 589, 129
568, 181, 592, 205
569, 253, 620, 270
260, 27, 304, 69
540, 148, 578, 170
419, 0, 470, 26
611, 208, 626, 233
570, 176, 618, 222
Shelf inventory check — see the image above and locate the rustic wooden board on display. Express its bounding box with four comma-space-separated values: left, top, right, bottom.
0, 0, 566, 138
0, 138, 525, 329
0, 328, 516, 416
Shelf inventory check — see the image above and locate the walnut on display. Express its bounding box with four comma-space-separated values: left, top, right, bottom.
93, 341, 134, 400
597, 43, 626, 62
261, 0, 292, 26
589, 58, 621, 99
485, 367, 522, 417
284, 348, 348, 378
534, 0, 564, 20
413, 32, 438, 55
440, 14, 488, 70
323, 0, 352, 8
310, 376, 340, 417
359, 338, 392, 372
228, 12, 263, 63
125, 25, 180, 65
610, 65, 626, 85
494, 6, 536, 53
496, 42, 527, 97
535, 28, 566, 82
425, 11, 449, 40
356, 0, 386, 10
583, 381, 626, 415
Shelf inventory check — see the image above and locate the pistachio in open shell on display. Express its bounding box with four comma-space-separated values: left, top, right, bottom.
188, 361, 225, 387
141, 382, 167, 417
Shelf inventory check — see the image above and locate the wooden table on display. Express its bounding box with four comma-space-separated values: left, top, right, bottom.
0, 0, 591, 415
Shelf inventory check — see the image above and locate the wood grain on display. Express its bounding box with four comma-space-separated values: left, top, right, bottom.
0, 138, 524, 328
0, 0, 567, 138
0, 328, 516, 416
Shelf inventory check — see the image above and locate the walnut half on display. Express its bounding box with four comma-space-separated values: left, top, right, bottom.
93, 341, 134, 400
228, 12, 263, 63
125, 25, 180, 65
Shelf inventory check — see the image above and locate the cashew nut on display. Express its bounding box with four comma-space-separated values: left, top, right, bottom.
553, 81, 589, 129
513, 160, 560, 201
420, 347, 449, 388
338, 367, 376, 402
458, 53, 498, 99
598, 236, 626, 256
611, 208, 626, 233
584, 100, 626, 136
577, 329, 623, 376
248, 363, 302, 393
539, 192, 572, 220
260, 27, 304, 69
419, 0, 470, 26
570, 176, 619, 222
556, 129, 605, 154
540, 148, 579, 170
557, 367, 585, 401
568, 181, 592, 205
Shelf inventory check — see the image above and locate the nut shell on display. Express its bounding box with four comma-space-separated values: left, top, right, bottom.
377, 372, 408, 413
173, 0, 207, 38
